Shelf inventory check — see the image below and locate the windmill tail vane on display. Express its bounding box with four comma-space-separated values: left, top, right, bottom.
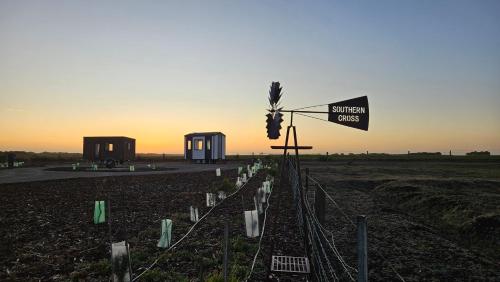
265, 81, 369, 139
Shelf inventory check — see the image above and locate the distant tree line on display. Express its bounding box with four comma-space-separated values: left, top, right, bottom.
408, 152, 442, 156
0, 151, 83, 163
466, 151, 490, 156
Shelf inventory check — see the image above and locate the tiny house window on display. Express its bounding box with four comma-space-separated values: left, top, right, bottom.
196, 139, 203, 150
95, 144, 100, 157
107, 143, 113, 151
206, 140, 211, 150
187, 140, 192, 150
127, 142, 131, 151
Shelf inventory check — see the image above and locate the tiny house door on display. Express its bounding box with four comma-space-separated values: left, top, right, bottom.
192, 137, 205, 159
205, 137, 213, 160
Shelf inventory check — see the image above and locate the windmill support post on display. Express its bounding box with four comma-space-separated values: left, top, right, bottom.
272, 112, 312, 275
357, 215, 368, 282
223, 221, 229, 282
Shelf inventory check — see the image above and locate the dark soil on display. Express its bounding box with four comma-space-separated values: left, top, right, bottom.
0, 168, 271, 281
304, 160, 500, 281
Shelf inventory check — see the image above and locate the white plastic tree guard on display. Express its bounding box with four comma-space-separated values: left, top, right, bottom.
242, 174, 247, 183
206, 193, 216, 207
238, 167, 243, 174
111, 241, 132, 282
236, 177, 243, 188
244, 210, 260, 238
190, 206, 199, 222
248, 170, 253, 178
258, 188, 266, 203
254, 196, 263, 214
129, 165, 135, 172
266, 175, 275, 184
157, 219, 172, 248
218, 191, 226, 200
216, 168, 221, 176
262, 181, 271, 193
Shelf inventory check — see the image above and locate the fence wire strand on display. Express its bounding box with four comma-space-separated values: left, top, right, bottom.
132, 175, 254, 281
286, 158, 355, 281
305, 171, 406, 282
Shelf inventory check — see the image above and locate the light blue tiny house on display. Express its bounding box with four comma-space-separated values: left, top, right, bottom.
184, 132, 226, 163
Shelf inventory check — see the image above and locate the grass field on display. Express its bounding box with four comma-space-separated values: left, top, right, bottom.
303, 159, 500, 281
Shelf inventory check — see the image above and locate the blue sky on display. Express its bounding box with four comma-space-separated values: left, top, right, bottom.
1, 1, 499, 154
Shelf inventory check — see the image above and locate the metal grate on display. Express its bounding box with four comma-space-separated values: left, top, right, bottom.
271, 255, 310, 273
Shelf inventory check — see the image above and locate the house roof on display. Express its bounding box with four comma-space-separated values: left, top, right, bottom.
184, 132, 225, 137
83, 136, 135, 140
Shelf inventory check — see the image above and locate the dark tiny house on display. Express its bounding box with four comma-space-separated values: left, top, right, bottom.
184, 132, 225, 163
83, 136, 135, 166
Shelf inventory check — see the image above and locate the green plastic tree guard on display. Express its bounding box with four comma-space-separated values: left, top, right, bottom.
93, 201, 106, 224
157, 219, 172, 248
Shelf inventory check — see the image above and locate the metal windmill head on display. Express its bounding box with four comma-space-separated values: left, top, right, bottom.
266, 81, 284, 139
268, 81, 282, 109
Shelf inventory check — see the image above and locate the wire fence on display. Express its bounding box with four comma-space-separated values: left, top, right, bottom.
308, 174, 405, 282
286, 157, 355, 281
285, 156, 406, 282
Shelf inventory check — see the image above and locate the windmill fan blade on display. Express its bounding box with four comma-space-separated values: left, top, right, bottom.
268, 81, 282, 108
266, 111, 283, 139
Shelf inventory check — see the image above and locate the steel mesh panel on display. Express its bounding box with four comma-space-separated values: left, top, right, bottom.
271, 255, 310, 273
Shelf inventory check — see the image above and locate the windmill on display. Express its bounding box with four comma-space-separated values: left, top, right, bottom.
266, 81, 370, 277
266, 81, 369, 161
266, 81, 369, 177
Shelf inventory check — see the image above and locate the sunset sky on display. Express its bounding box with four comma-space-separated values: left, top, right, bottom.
1, 1, 499, 154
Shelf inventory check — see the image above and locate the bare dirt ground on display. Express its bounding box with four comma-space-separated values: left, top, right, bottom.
1, 159, 499, 281
0, 165, 271, 281
303, 160, 500, 281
